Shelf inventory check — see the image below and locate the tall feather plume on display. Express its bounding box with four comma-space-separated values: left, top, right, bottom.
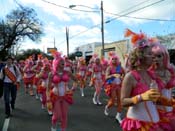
108, 51, 115, 57
124, 28, 136, 37
125, 28, 147, 47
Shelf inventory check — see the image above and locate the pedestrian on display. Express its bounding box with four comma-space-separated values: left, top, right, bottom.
0, 59, 5, 98
37, 58, 52, 113
86, 58, 94, 87
48, 51, 77, 131
104, 51, 125, 124
149, 42, 175, 130
23, 57, 35, 95
0, 56, 21, 118
91, 54, 104, 105
121, 29, 164, 131
32, 55, 43, 100
76, 57, 87, 97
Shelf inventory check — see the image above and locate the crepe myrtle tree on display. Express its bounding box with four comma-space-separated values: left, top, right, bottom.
0, 6, 43, 59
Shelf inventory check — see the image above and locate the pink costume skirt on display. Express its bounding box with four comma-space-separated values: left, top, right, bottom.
121, 117, 172, 131
104, 83, 121, 97
23, 76, 34, 85
50, 91, 74, 105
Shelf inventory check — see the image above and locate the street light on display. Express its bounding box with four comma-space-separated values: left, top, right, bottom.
69, 1, 105, 56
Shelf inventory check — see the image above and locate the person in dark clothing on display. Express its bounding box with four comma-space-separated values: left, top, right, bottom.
0, 56, 21, 118
0, 59, 5, 98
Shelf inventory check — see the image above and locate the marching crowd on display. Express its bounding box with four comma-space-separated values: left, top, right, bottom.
0, 28, 175, 131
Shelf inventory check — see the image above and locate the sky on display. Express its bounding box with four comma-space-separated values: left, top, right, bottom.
0, 0, 175, 55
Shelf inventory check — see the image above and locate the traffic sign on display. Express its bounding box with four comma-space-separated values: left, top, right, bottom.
75, 51, 82, 57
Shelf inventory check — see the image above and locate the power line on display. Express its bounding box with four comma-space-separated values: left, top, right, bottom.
104, 11, 175, 22
62, 0, 168, 42
104, 0, 166, 23
105, 0, 152, 16
40, 0, 170, 46
41, 0, 99, 13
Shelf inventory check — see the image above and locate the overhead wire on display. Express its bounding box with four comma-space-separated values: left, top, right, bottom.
36, 0, 172, 46
104, 0, 167, 23
41, 0, 99, 13
60, 0, 168, 43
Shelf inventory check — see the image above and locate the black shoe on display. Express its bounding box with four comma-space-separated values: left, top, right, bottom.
11, 104, 15, 110
5, 114, 12, 118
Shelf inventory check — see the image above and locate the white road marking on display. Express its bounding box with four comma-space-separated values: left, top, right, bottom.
2, 118, 10, 131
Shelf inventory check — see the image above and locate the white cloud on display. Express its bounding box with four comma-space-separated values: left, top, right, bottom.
103, 0, 174, 25
1, 0, 175, 56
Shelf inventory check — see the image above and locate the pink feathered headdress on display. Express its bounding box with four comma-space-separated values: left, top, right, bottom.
50, 50, 63, 73
108, 51, 120, 65
92, 53, 100, 62
101, 56, 108, 66
42, 57, 51, 69
124, 28, 154, 48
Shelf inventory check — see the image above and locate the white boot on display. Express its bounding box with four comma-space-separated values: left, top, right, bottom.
80, 88, 84, 97
115, 112, 122, 124
35, 94, 39, 99
48, 110, 53, 115
51, 127, 56, 131
97, 94, 102, 105
92, 92, 97, 105
104, 105, 109, 116
41, 104, 45, 109
92, 97, 97, 105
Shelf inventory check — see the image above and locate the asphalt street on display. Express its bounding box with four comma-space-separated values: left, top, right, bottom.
0, 84, 123, 131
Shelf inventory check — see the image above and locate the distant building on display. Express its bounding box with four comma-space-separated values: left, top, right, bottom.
157, 34, 175, 65
94, 39, 130, 66
76, 40, 130, 66
75, 42, 96, 63
75, 33, 175, 65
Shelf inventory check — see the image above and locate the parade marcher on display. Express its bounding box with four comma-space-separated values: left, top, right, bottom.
104, 51, 125, 123
32, 55, 43, 99
0, 56, 21, 118
86, 58, 94, 87
76, 57, 87, 97
91, 54, 104, 105
149, 42, 175, 130
23, 57, 35, 96
121, 29, 166, 131
64, 57, 73, 72
101, 56, 108, 74
37, 58, 51, 111
48, 51, 77, 131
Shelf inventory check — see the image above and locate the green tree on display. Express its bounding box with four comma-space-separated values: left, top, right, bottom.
0, 6, 43, 59
16, 48, 53, 61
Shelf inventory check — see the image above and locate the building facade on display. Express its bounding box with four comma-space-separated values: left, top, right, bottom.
76, 40, 130, 66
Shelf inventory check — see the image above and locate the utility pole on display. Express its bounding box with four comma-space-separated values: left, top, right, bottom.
101, 1, 105, 56
66, 27, 69, 57
53, 37, 56, 48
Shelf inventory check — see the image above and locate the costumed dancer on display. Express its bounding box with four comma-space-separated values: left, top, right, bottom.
64, 57, 73, 72
101, 56, 108, 74
32, 54, 43, 99
76, 57, 87, 97
149, 42, 175, 130
48, 51, 77, 131
104, 51, 125, 123
86, 58, 94, 87
121, 28, 167, 131
91, 54, 104, 105
37, 58, 51, 112
23, 57, 35, 96
72, 60, 78, 74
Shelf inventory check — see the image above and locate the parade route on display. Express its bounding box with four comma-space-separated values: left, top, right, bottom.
0, 85, 122, 131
